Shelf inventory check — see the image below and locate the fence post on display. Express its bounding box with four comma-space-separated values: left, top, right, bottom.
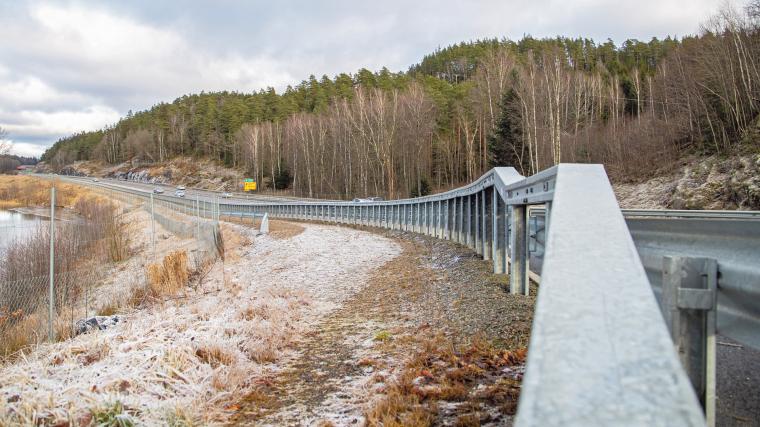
150, 193, 156, 259
662, 256, 718, 427
48, 186, 56, 342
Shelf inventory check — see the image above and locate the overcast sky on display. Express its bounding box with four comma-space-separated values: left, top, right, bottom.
0, 0, 737, 157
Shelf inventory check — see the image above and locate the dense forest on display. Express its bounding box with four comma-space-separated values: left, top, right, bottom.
43, 3, 760, 199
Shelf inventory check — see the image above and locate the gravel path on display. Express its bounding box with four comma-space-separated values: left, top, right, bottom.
231, 226, 535, 426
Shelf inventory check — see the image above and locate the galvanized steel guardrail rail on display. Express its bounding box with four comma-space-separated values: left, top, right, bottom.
50, 166, 738, 426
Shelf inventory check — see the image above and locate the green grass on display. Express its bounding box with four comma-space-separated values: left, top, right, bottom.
91, 401, 135, 427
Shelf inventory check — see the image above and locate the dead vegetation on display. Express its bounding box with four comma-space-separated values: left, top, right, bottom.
221, 216, 304, 241
268, 220, 305, 240
147, 250, 190, 297
0, 180, 131, 359
219, 223, 251, 262
365, 335, 526, 427
232, 227, 533, 425
0, 175, 99, 209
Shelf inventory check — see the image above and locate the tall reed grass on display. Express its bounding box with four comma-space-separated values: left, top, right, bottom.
0, 192, 130, 358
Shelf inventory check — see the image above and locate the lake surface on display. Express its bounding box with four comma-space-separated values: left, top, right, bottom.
0, 209, 43, 252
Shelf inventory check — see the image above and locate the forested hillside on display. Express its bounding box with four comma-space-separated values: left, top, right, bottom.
43, 3, 760, 199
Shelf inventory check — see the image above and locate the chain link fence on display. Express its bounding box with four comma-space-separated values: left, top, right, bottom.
0, 183, 224, 358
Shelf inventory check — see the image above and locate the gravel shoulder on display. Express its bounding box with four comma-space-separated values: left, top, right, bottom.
231, 224, 535, 426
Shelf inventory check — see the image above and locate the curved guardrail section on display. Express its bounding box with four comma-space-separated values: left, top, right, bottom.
50, 166, 708, 426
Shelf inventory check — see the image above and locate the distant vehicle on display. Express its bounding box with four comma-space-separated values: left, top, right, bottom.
175, 190, 186, 198
222, 192, 232, 198
352, 197, 382, 203
92, 178, 99, 182
367, 196, 384, 201
177, 185, 186, 191
153, 188, 164, 194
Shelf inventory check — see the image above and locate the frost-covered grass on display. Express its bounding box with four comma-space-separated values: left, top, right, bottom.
0, 222, 400, 425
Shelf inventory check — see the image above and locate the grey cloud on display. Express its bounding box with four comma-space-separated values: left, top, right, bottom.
0, 0, 736, 157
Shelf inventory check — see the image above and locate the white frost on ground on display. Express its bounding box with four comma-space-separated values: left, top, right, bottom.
227, 225, 401, 317
0, 221, 400, 426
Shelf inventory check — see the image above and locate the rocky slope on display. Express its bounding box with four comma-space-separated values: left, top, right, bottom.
614, 154, 760, 210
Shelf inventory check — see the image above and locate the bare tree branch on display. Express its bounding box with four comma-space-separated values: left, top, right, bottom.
0, 126, 10, 155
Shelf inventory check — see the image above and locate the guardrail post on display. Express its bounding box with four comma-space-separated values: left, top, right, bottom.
426, 202, 431, 236
409, 203, 420, 233
418, 202, 423, 234
434, 200, 443, 239
492, 191, 504, 274
481, 189, 488, 259
415, 203, 421, 233
455, 197, 462, 243
443, 199, 449, 240
662, 256, 717, 426
464, 196, 470, 246
402, 204, 407, 231
450, 198, 456, 240
429, 201, 434, 236
449, 199, 454, 239
425, 202, 429, 235
509, 204, 528, 295
474, 193, 482, 255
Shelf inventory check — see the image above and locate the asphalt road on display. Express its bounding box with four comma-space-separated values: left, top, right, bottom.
717, 335, 760, 426
57, 175, 305, 204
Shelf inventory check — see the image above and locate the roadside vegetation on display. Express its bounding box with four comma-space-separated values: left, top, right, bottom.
0, 175, 95, 209
365, 335, 526, 427
0, 177, 131, 358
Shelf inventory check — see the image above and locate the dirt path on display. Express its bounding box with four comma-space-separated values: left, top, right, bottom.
231, 225, 536, 426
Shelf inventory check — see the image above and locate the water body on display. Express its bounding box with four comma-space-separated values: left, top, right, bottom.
0, 208, 44, 253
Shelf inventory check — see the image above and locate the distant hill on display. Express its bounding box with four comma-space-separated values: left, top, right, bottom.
42, 3, 760, 199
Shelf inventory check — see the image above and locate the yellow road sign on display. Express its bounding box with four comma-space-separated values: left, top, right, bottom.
244, 181, 257, 191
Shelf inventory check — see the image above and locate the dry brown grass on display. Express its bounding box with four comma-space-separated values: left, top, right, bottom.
147, 250, 190, 297
0, 175, 101, 209
0, 311, 45, 359
267, 220, 304, 240
195, 344, 235, 368
365, 335, 526, 427
220, 223, 251, 262
221, 217, 304, 241
0, 182, 131, 359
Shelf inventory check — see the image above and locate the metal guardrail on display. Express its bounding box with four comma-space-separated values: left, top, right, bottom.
49, 166, 714, 425
627, 216, 760, 350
